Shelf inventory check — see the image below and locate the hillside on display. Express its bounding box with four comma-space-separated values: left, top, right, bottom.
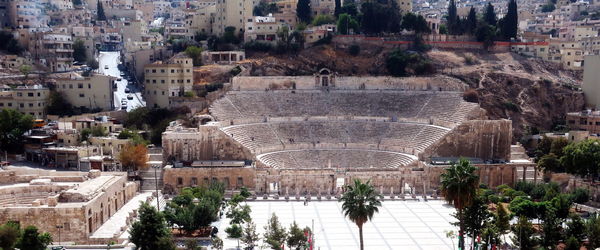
237, 45, 585, 142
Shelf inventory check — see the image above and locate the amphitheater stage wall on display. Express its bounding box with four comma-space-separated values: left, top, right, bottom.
231, 76, 468, 92
162, 125, 254, 162
423, 119, 512, 161
162, 165, 256, 194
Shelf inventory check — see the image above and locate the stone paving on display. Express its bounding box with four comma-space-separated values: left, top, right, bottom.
217, 199, 458, 250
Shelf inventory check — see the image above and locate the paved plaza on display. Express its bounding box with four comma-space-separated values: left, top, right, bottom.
217, 199, 459, 250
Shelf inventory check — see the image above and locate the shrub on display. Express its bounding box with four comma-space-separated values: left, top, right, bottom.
502, 101, 520, 112
463, 89, 479, 103
386, 49, 434, 76
225, 224, 243, 238
348, 44, 360, 56
571, 188, 589, 204
313, 34, 333, 46
243, 41, 273, 52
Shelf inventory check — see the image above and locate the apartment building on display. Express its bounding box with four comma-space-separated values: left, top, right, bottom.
213, 0, 257, 35
310, 0, 335, 16
54, 74, 116, 111
0, 85, 50, 119
7, 0, 47, 28
244, 15, 282, 42
396, 0, 412, 14
143, 54, 194, 108
30, 32, 74, 72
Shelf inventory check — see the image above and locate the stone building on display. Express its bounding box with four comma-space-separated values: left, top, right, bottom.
143, 54, 194, 108
0, 84, 50, 119
0, 167, 138, 244
54, 73, 116, 111
162, 70, 536, 196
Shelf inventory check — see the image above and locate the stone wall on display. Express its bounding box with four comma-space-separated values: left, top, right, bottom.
0, 172, 138, 244
423, 120, 513, 161
162, 125, 254, 162
162, 165, 256, 193
231, 75, 468, 92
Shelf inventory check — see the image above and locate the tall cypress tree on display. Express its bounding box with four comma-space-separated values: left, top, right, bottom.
467, 7, 477, 34
97, 0, 106, 21
296, 0, 311, 24
447, 0, 457, 34
334, 0, 341, 17
483, 3, 497, 26
502, 0, 518, 40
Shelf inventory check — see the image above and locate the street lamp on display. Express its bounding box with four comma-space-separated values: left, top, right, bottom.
153, 165, 161, 210
55, 225, 63, 246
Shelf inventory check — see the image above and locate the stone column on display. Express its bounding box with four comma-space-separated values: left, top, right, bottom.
522, 166, 528, 182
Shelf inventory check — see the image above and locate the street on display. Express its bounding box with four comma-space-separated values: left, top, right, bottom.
97, 52, 145, 111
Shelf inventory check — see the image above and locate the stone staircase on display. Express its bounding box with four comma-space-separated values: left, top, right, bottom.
141, 147, 164, 191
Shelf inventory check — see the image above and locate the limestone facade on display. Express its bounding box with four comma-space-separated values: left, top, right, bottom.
0, 167, 138, 244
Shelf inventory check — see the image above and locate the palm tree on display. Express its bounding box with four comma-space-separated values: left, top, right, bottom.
440, 158, 479, 250
339, 179, 382, 250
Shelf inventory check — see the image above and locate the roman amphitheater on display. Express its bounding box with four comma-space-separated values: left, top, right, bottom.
163, 69, 536, 197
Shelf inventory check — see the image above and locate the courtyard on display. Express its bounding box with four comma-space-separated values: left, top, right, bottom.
216, 199, 459, 250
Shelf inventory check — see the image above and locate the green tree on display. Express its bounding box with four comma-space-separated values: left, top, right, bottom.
225, 224, 243, 238
226, 204, 252, 225
184, 46, 203, 66
483, 3, 497, 26
566, 213, 586, 241
510, 216, 537, 249
538, 153, 562, 173
0, 109, 33, 154
467, 7, 477, 34
440, 158, 479, 250
46, 91, 74, 116
337, 13, 359, 35
19, 65, 31, 78
476, 24, 497, 50
542, 3, 555, 13
540, 206, 562, 249
560, 139, 600, 181
287, 221, 308, 250
241, 221, 259, 250
129, 202, 174, 250
447, 0, 458, 34
296, 0, 311, 24
87, 58, 99, 70
495, 203, 510, 240
97, 0, 106, 21
385, 49, 433, 77
0, 31, 24, 54
550, 137, 569, 158
222, 26, 240, 44
462, 194, 491, 249
16, 226, 52, 250
73, 39, 87, 63
571, 188, 589, 204
564, 236, 580, 250
500, 0, 518, 40
264, 213, 287, 250
312, 14, 335, 26
0, 222, 20, 250
339, 179, 382, 250
401, 13, 431, 34
586, 213, 600, 249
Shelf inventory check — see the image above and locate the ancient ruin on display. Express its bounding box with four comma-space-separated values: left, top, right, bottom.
162, 70, 536, 197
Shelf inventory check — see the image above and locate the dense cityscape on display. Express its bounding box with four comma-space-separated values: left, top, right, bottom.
0, 0, 600, 249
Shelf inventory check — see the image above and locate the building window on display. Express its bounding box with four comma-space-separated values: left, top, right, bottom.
78, 83, 83, 88
79, 93, 85, 97
237, 177, 243, 187
191, 177, 197, 186
27, 92, 33, 97
177, 177, 183, 186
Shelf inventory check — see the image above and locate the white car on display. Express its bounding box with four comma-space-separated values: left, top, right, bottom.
127, 94, 133, 100
104, 65, 109, 69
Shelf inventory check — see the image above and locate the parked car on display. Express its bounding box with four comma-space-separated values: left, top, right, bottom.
104, 65, 109, 69
121, 103, 127, 110
116, 78, 122, 81
127, 94, 133, 100
125, 88, 130, 93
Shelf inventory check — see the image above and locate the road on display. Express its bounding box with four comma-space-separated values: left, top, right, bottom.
97, 52, 145, 111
